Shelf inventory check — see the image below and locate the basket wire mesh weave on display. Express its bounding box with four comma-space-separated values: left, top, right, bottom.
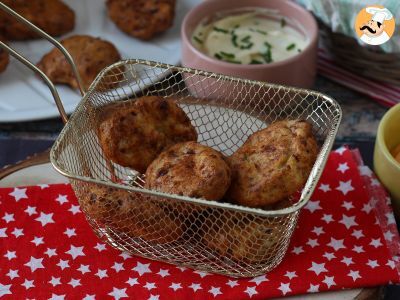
0, 3, 342, 278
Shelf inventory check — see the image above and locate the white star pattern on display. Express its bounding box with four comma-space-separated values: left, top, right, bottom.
2, 213, 14, 223
291, 246, 304, 255
45, 248, 57, 257
341, 257, 354, 266
64, 228, 76, 238
78, 264, 90, 274
312, 226, 324, 236
284, 271, 298, 280
370, 238, 383, 248
119, 252, 131, 260
0, 228, 7, 238
57, 259, 69, 270
387, 260, 396, 269
307, 238, 319, 248
352, 229, 364, 239
249, 275, 268, 285
194, 270, 209, 278
208, 286, 222, 297
108, 287, 128, 300
112, 262, 125, 272
96, 269, 108, 279
327, 238, 345, 251
305, 200, 322, 213
323, 252, 336, 261
0, 283, 11, 297
9, 188, 27, 201
386, 213, 396, 225
278, 282, 291, 295
189, 283, 202, 292
308, 262, 327, 275
11, 228, 24, 238
94, 243, 106, 252
126, 277, 138, 286
56, 194, 68, 205
144, 282, 156, 290
362, 203, 373, 214
148, 295, 159, 300
24, 206, 37, 216
353, 245, 365, 253
384, 231, 395, 241
7, 269, 19, 279
335, 146, 346, 155
31, 236, 44, 246
342, 201, 354, 210
371, 178, 380, 186
307, 284, 319, 293
336, 180, 355, 195
83, 295, 95, 300
68, 278, 81, 288
169, 283, 182, 291
133, 262, 151, 276
66, 245, 85, 259
319, 183, 331, 192
21, 279, 34, 289
348, 270, 361, 281
339, 215, 358, 229
359, 165, 372, 176
322, 276, 336, 288
321, 214, 334, 224
49, 277, 61, 287
157, 269, 169, 278
226, 280, 238, 288
367, 260, 379, 268
38, 184, 49, 189
68, 205, 81, 215
244, 286, 258, 298
24, 257, 44, 272
49, 294, 65, 300
337, 162, 349, 173
35, 212, 55, 226
4, 251, 16, 260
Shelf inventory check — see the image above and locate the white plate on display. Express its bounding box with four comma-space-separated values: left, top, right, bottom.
0, 0, 199, 122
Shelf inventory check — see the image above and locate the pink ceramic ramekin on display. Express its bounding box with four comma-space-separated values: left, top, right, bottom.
181, 0, 318, 88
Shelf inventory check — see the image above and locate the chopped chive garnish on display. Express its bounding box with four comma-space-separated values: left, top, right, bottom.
198, 32, 203, 36
286, 43, 296, 51
250, 59, 263, 64
193, 36, 203, 44
220, 51, 235, 59
214, 53, 223, 60
281, 18, 286, 27
249, 28, 267, 35
214, 52, 241, 64
231, 34, 239, 47
261, 42, 273, 63
240, 42, 254, 50
264, 41, 272, 49
234, 24, 240, 29
213, 26, 229, 33
297, 48, 302, 53
241, 35, 251, 43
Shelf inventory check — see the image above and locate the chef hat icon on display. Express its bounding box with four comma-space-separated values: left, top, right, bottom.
366, 7, 393, 23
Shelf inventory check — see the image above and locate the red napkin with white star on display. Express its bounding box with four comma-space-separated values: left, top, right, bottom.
0, 147, 399, 300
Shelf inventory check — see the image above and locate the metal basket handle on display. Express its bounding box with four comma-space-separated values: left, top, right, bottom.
0, 2, 86, 124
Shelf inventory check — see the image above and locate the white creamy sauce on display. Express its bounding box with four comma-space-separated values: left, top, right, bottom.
192, 12, 309, 65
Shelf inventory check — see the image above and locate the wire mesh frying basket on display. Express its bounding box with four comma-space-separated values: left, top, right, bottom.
0, 3, 341, 278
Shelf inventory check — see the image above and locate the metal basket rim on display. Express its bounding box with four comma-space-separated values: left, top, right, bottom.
50, 59, 342, 217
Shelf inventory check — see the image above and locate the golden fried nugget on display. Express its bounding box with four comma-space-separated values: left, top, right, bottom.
37, 35, 121, 90
203, 217, 283, 263
0, 49, 9, 73
227, 119, 319, 208
106, 0, 176, 40
145, 141, 231, 201
80, 184, 183, 244
98, 96, 197, 173
0, 0, 75, 40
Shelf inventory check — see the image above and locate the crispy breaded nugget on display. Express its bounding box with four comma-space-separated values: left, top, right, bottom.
0, 49, 9, 73
145, 141, 231, 201
227, 119, 319, 208
106, 0, 176, 40
98, 96, 198, 173
80, 184, 184, 244
0, 0, 75, 40
37, 35, 121, 90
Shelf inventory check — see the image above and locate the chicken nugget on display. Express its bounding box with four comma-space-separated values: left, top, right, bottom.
98, 96, 198, 173
37, 35, 121, 90
145, 141, 231, 201
106, 0, 176, 40
227, 119, 319, 208
0, 0, 75, 40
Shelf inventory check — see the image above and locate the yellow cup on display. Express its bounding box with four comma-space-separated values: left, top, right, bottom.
374, 103, 400, 215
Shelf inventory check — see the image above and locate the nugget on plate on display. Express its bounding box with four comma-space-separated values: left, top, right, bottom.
37, 35, 121, 90
80, 184, 184, 244
203, 217, 283, 263
98, 96, 198, 173
0, 0, 75, 40
227, 119, 319, 208
0, 49, 9, 73
145, 141, 231, 201
106, 0, 176, 40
